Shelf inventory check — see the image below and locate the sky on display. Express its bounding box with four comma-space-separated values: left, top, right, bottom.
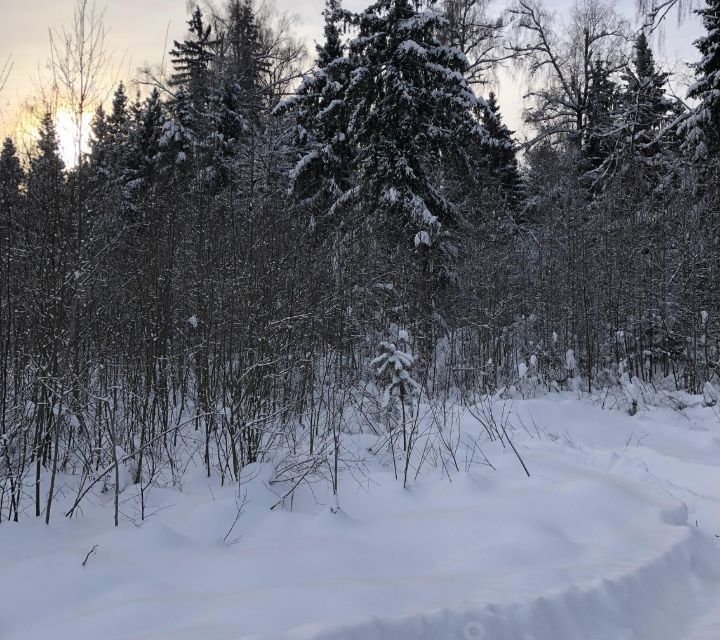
0, 0, 705, 153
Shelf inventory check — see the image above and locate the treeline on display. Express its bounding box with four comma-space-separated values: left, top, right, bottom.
1, 0, 719, 522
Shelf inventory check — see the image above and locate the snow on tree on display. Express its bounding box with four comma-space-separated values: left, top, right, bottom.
344, 0, 496, 278
620, 33, 673, 160
372, 338, 421, 481
169, 6, 217, 117
275, 0, 353, 214
126, 88, 165, 185
684, 0, 720, 158
372, 340, 421, 410
583, 58, 621, 175
584, 32, 676, 188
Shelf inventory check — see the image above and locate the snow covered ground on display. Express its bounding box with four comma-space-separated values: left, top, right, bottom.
2, 391, 720, 640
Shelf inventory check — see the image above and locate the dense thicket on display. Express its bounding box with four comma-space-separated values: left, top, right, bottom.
1, 0, 718, 522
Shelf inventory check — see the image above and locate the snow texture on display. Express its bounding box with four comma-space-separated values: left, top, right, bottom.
2, 394, 720, 639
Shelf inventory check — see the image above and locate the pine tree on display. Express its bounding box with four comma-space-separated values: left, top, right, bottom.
686, 0, 720, 158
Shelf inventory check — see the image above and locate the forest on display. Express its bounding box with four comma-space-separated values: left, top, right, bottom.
0, 0, 718, 527
4, 1, 720, 638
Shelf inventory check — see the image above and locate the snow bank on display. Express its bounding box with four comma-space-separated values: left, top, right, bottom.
2, 394, 720, 640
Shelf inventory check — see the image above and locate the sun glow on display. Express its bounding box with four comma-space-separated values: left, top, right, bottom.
55, 107, 92, 168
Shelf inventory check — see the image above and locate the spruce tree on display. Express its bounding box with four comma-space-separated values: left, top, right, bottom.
107, 82, 131, 170
90, 83, 131, 181
0, 138, 23, 213
108, 82, 129, 137
686, 0, 720, 158
226, 0, 268, 114
169, 6, 218, 149
128, 89, 165, 184
344, 0, 496, 276
211, 1, 269, 177
480, 92, 523, 212
623, 32, 671, 158
344, 0, 502, 355
27, 112, 66, 219
170, 7, 217, 102
276, 0, 352, 214
89, 104, 110, 173
584, 59, 620, 174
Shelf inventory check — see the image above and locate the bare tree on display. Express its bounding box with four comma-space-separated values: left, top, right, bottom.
49, 1, 113, 165
440, 0, 508, 87
0, 54, 12, 95
636, 0, 696, 31
508, 0, 630, 145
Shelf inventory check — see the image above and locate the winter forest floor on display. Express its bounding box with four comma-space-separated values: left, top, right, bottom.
3, 391, 720, 640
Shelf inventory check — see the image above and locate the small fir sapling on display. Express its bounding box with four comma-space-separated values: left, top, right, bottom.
372, 335, 421, 479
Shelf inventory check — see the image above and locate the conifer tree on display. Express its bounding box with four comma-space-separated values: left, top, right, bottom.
0, 138, 23, 305
480, 92, 523, 210
90, 83, 131, 181
0, 138, 23, 213
586, 35, 672, 187
210, 1, 269, 175
276, 0, 352, 214
345, 0, 496, 276
686, 0, 720, 158
226, 0, 269, 114
622, 33, 671, 158
27, 112, 66, 219
344, 0, 504, 357
170, 7, 217, 103
584, 59, 620, 173
126, 89, 164, 187
108, 82, 129, 137
169, 6, 218, 149
107, 83, 130, 166
89, 104, 110, 172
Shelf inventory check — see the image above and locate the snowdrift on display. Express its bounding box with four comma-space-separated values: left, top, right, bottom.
2, 394, 720, 640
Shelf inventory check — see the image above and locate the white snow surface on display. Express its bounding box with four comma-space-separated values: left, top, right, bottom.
3, 392, 720, 640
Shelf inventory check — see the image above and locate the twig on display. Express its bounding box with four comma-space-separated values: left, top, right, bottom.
82, 544, 98, 566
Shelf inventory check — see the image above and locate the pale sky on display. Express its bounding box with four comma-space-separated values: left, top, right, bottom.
0, 0, 705, 145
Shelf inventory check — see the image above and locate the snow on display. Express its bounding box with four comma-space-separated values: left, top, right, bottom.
398, 40, 428, 58
414, 230, 432, 247
565, 348, 576, 372
3, 392, 720, 639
